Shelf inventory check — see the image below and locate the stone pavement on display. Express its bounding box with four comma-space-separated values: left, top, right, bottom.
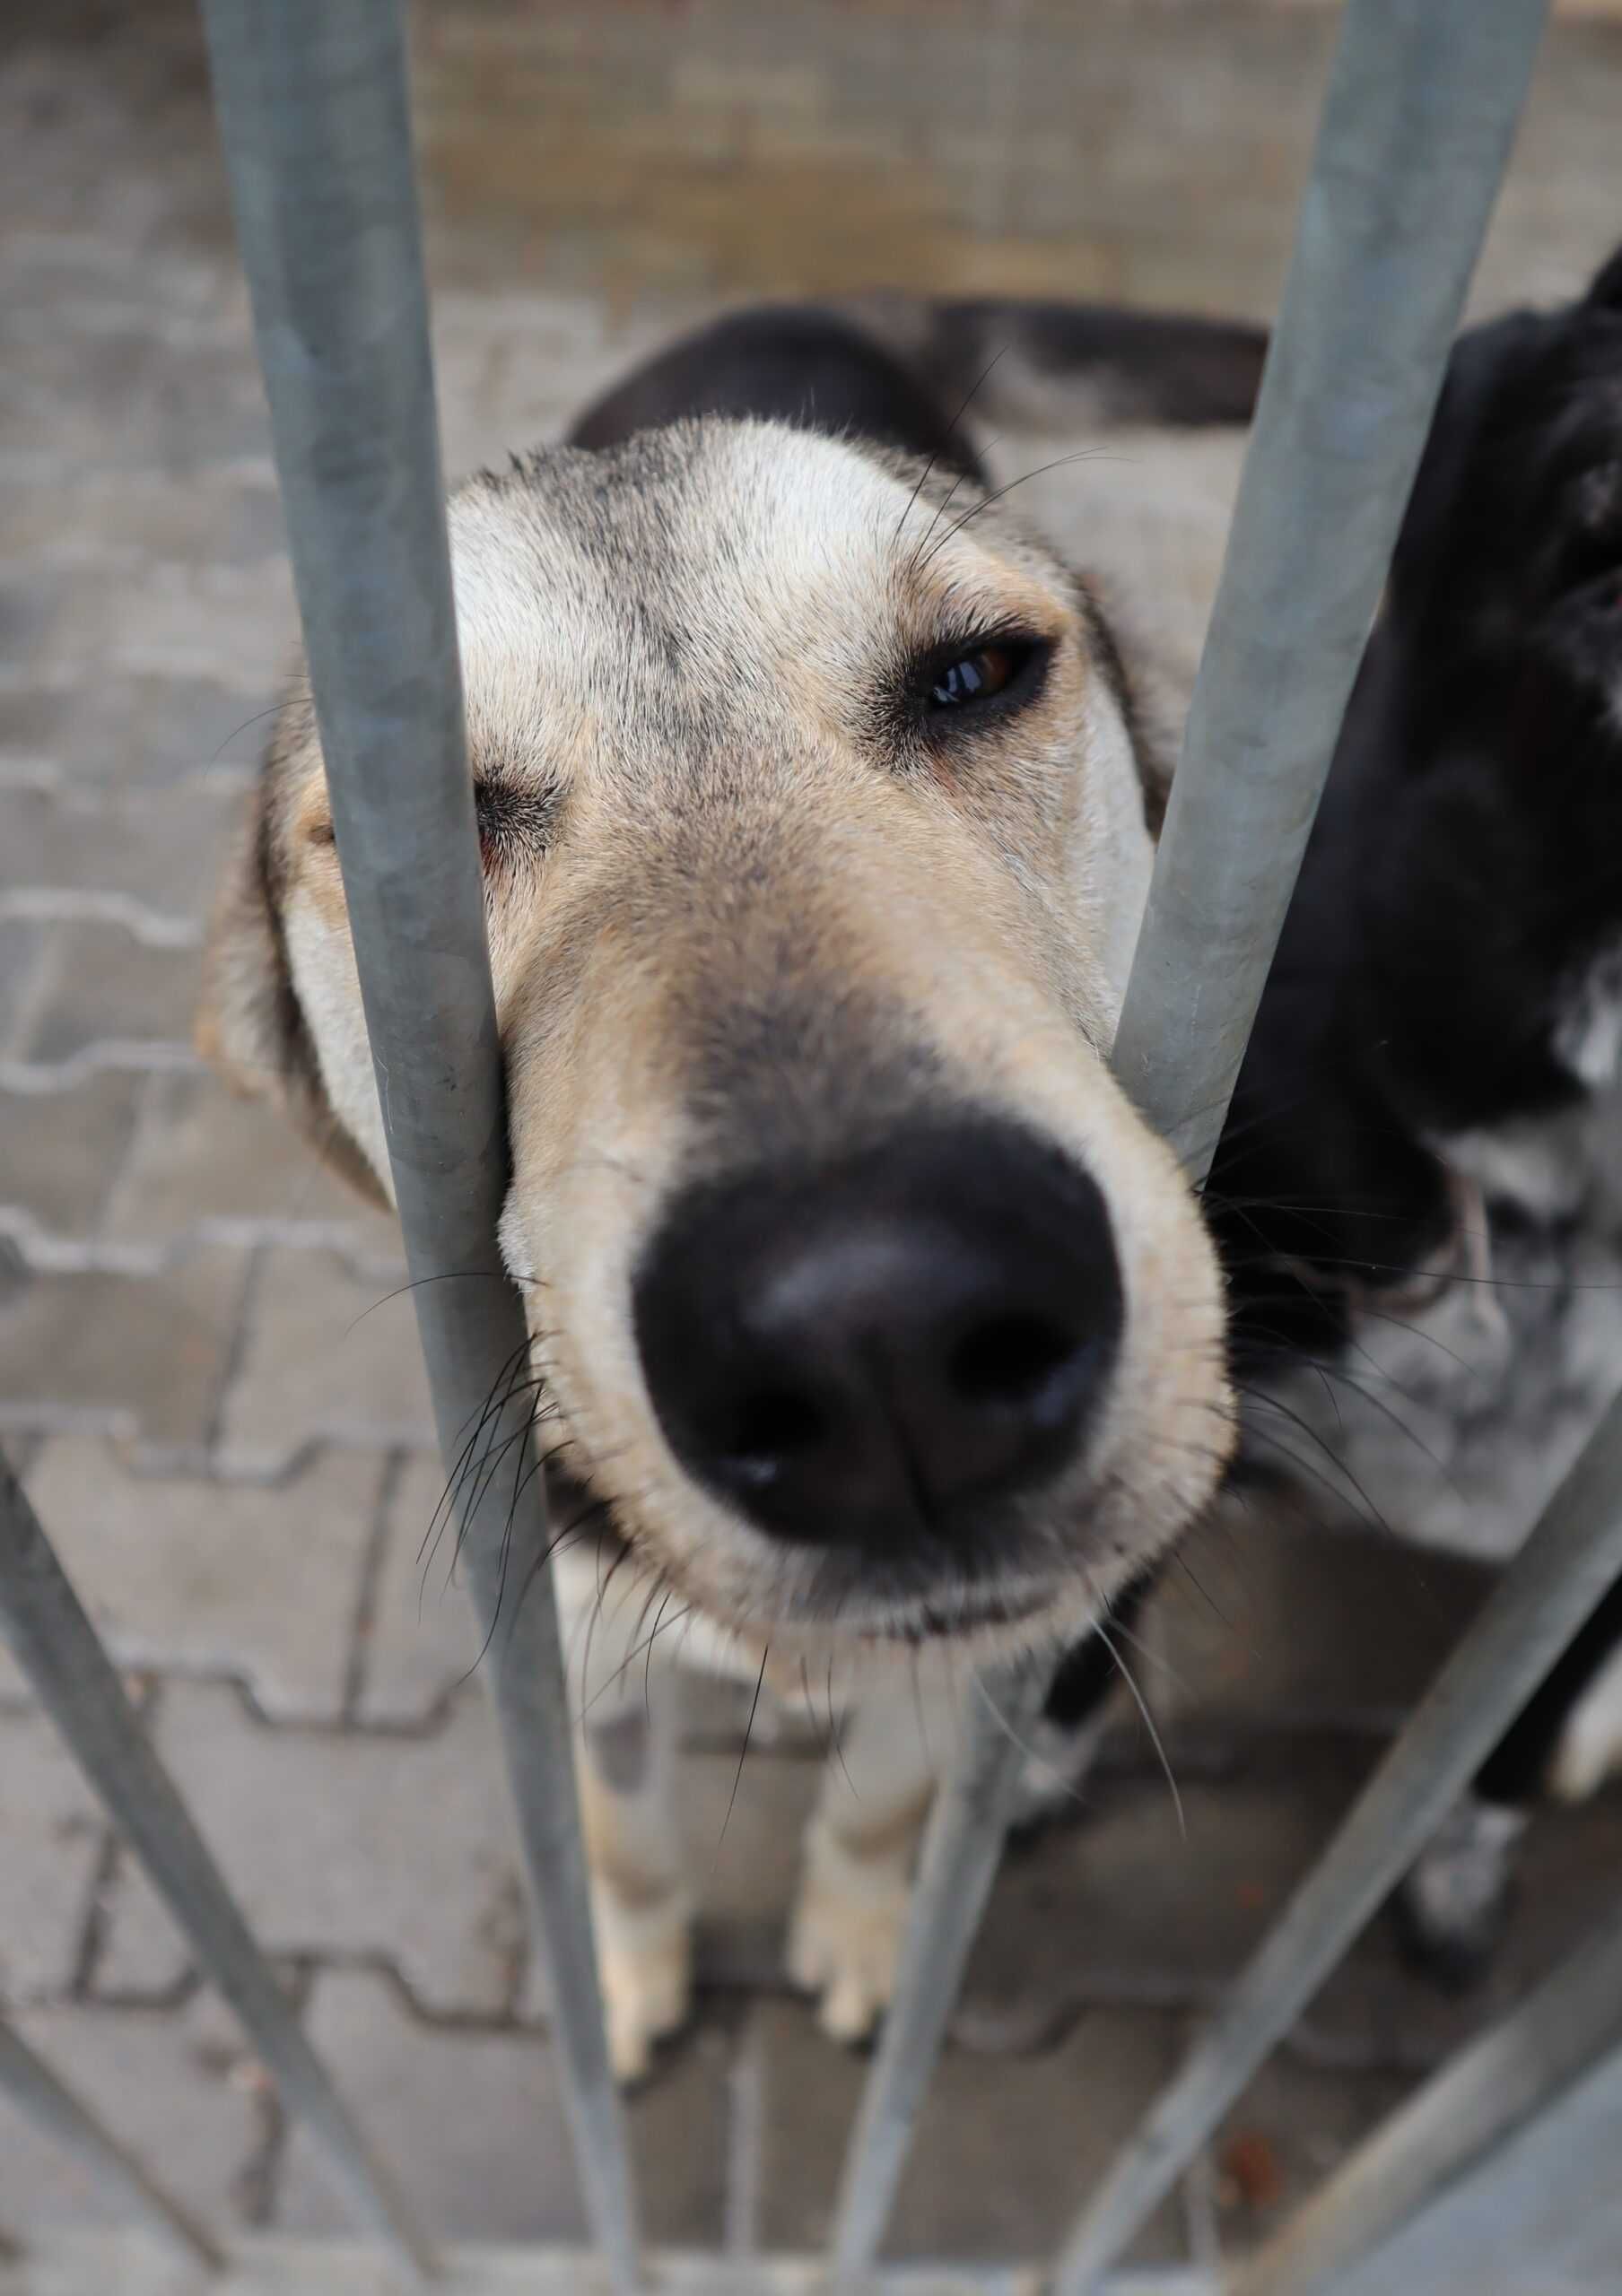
4, 0, 1622, 2276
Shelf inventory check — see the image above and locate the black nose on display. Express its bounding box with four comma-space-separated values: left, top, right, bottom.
632, 1120, 1123, 1552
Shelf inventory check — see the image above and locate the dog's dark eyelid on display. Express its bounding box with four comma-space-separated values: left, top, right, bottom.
474, 780, 561, 860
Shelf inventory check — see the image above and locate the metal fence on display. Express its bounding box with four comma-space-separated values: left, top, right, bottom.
4, 0, 1621, 2288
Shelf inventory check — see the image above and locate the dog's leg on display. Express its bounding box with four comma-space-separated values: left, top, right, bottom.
577, 1700, 692, 2082
788, 1676, 953, 2044
1396, 1573, 1622, 1990
562, 1561, 693, 2082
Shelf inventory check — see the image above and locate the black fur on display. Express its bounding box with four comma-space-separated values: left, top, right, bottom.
569, 306, 990, 483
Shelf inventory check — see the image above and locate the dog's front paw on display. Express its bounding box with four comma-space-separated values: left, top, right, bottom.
787, 1820, 912, 2044
595, 1893, 693, 2083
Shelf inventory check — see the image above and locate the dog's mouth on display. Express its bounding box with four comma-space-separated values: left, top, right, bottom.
840, 1580, 1056, 1648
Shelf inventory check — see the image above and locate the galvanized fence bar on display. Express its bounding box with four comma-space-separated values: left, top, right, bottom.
1050, 1383, 1622, 2294
830, 0, 1547, 2279
1229, 1889, 1622, 2296
197, 4, 641, 2290
0, 1449, 432, 2275
0, 2013, 226, 2274
1325, 2025, 1622, 2296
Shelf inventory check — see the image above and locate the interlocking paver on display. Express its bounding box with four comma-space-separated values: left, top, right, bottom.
215, 1247, 434, 1475
23, 1439, 382, 1723
6, 920, 198, 1074
0, 672, 277, 791
0, 1070, 145, 1244
0, 1990, 266, 2238
1210, 2050, 1409, 2260
0, 1704, 106, 2003
0, 772, 246, 929
97, 1683, 528, 2014
100, 1070, 402, 1264
274, 1968, 730, 2246
352, 1453, 483, 1726
752, 1996, 1189, 2264
0, 1244, 251, 1456
0, 918, 49, 1056
1148, 1513, 1492, 1743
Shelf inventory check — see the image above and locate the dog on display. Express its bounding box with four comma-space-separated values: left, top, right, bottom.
197, 255, 1622, 2076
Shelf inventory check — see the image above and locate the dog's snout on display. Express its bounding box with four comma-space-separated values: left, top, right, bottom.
632, 1122, 1123, 1552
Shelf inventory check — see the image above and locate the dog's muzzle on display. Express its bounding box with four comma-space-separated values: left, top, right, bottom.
632, 1118, 1123, 1563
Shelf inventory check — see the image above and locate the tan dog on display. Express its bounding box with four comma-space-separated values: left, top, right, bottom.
199, 300, 1260, 2075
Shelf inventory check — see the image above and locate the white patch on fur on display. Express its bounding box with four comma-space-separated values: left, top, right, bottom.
1549, 1641, 1622, 1802
1260, 1077, 1622, 1566
1406, 1794, 1526, 1948
1556, 938, 1622, 1091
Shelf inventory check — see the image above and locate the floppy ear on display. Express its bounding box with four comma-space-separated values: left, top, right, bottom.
1586, 244, 1622, 309
196, 784, 391, 1210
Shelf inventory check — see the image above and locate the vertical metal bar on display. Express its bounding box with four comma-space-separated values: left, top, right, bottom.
196, 6, 641, 2289
1050, 1387, 1622, 2296
0, 1452, 432, 2275
0, 2015, 226, 2273
1228, 1892, 1622, 2296
830, 0, 1547, 2279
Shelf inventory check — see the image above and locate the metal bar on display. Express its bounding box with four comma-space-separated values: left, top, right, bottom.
0, 2016, 226, 2273
1050, 1386, 1622, 2295
1325, 2029, 1622, 2296
0, 1452, 432, 2276
196, 5, 641, 2289
1230, 1892, 1622, 2296
830, 1, 1547, 2280
0, 2233, 1220, 2296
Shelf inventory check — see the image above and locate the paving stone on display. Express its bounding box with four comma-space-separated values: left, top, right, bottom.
0, 1990, 266, 2238
4, 467, 284, 572
0, 1245, 250, 1455
23, 1438, 383, 1723
1208, 2049, 1410, 2259
1147, 1511, 1493, 1742
0, 1704, 105, 2002
9, 920, 199, 1070
100, 1070, 403, 1263
964, 1744, 1622, 2076
959, 1751, 1361, 2049
0, 918, 49, 1055
361, 1452, 827, 1735
752, 1996, 1188, 2265
0, 1068, 146, 1241
0, 673, 279, 791
0, 772, 245, 926
353, 1453, 484, 1726
98, 1683, 528, 2015
274, 1968, 729, 2247
215, 1248, 435, 1474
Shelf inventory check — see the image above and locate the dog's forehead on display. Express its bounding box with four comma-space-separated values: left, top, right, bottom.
445, 419, 1057, 771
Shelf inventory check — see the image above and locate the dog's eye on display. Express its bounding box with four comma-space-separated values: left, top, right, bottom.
929, 646, 1019, 709
911, 633, 1048, 728
475, 779, 559, 865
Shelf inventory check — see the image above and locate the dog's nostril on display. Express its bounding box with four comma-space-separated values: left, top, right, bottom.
949, 1313, 1079, 1411
724, 1388, 827, 1479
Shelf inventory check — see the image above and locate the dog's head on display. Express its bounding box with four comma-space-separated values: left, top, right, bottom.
1331, 246, 1622, 1145
200, 348, 1234, 1670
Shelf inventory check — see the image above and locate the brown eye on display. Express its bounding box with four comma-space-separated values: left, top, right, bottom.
929, 645, 1018, 710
